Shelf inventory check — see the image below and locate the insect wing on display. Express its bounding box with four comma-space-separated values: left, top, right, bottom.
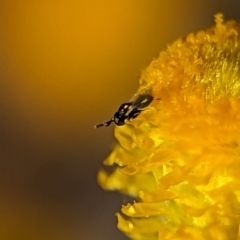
125, 94, 153, 116
131, 94, 153, 109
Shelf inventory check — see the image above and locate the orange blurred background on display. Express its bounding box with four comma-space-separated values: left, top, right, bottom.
0, 1, 240, 239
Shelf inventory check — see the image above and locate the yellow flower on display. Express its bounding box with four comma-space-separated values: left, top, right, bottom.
98, 14, 240, 240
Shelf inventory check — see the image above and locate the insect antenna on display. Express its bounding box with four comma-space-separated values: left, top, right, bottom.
94, 118, 114, 129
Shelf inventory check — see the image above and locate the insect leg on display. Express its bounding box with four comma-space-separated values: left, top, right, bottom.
128, 110, 141, 120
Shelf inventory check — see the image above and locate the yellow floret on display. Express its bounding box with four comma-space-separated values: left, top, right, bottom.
98, 14, 240, 240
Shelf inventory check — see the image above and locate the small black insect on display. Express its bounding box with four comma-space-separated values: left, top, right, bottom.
94, 93, 154, 128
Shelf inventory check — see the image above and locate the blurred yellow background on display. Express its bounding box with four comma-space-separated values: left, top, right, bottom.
0, 0, 240, 239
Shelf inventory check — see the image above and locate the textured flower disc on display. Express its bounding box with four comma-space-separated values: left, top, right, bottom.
98, 14, 240, 240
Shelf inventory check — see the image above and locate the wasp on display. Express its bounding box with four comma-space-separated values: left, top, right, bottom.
94, 93, 154, 128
